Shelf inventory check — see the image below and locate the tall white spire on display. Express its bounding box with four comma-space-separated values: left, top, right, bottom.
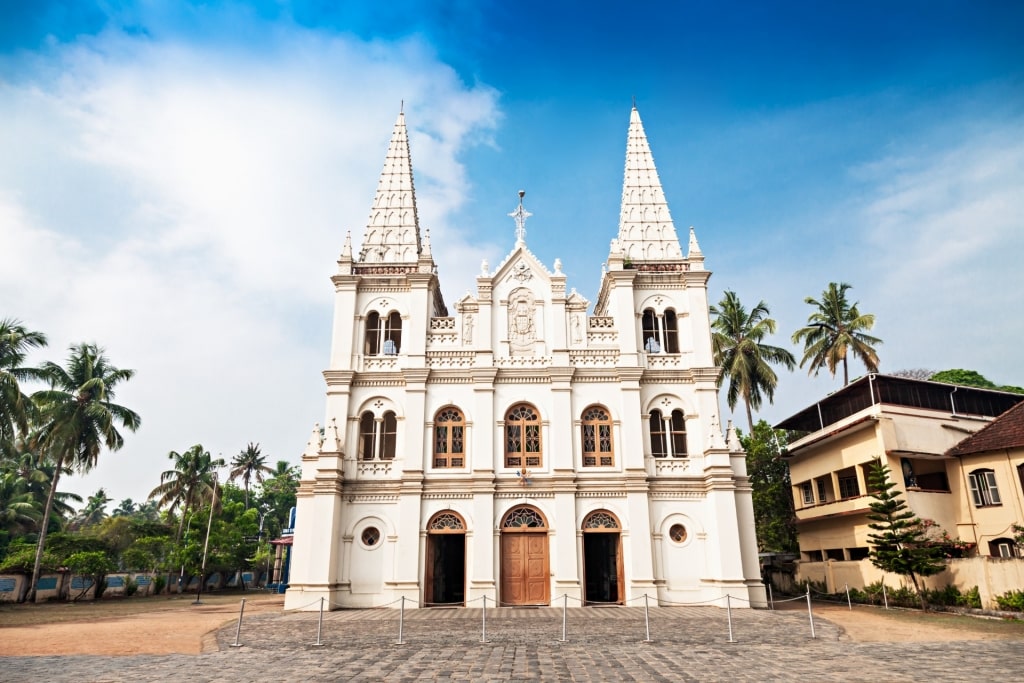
615, 106, 683, 262
358, 111, 422, 264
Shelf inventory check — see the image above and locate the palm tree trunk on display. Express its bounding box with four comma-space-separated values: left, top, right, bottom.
744, 397, 755, 435
27, 451, 65, 604
843, 357, 849, 385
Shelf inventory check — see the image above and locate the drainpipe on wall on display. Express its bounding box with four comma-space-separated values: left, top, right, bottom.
868, 373, 877, 406
950, 386, 959, 416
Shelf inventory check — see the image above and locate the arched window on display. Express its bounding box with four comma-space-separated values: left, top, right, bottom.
505, 403, 542, 469
365, 310, 403, 356
364, 312, 381, 356
381, 411, 397, 460
968, 469, 1001, 507
663, 309, 679, 353
384, 311, 402, 355
581, 405, 614, 467
642, 307, 680, 354
434, 407, 466, 468
359, 411, 376, 461
650, 409, 686, 458
358, 409, 398, 460
642, 309, 661, 353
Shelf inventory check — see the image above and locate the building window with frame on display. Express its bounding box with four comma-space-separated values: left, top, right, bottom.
800, 482, 814, 506
838, 474, 860, 499
365, 310, 403, 356
581, 405, 614, 467
816, 479, 827, 503
505, 403, 542, 469
433, 407, 466, 468
968, 468, 1001, 507
649, 409, 687, 458
358, 409, 398, 460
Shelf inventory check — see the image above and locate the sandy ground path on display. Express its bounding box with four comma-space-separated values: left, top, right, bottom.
0, 593, 284, 656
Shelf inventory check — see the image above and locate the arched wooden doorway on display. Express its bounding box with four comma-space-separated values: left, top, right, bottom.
582, 510, 623, 605
500, 505, 550, 606
424, 511, 466, 606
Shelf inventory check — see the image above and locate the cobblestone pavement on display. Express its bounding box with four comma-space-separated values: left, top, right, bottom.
3, 605, 1023, 681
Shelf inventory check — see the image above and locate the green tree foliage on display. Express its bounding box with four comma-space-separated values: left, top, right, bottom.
27, 343, 140, 603
866, 460, 945, 610
930, 368, 1024, 394
229, 442, 273, 509
792, 282, 882, 385
0, 319, 48, 454
710, 292, 796, 433
149, 444, 224, 543
71, 487, 112, 529
739, 421, 798, 552
64, 550, 115, 601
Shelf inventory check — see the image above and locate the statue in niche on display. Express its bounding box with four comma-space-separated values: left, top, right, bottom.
571, 314, 583, 344
508, 289, 536, 355
463, 313, 474, 344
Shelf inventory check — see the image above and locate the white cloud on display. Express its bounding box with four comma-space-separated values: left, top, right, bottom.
0, 22, 500, 504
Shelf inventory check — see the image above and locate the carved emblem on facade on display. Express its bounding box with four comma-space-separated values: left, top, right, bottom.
512, 261, 533, 282
508, 288, 536, 356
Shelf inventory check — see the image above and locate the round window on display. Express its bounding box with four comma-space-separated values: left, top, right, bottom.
361, 527, 381, 547
669, 524, 687, 544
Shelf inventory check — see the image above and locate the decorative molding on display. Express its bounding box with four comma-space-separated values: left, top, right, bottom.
576, 491, 627, 498
422, 492, 475, 500
495, 491, 554, 499
346, 494, 401, 503
654, 459, 691, 475
494, 356, 554, 369
357, 461, 394, 476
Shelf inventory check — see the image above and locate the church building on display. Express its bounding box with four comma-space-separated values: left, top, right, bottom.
285, 107, 765, 609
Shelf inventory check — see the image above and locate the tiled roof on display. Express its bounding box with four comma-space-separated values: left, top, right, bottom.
946, 399, 1024, 456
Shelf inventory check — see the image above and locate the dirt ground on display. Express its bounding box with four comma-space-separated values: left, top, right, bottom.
0, 595, 1021, 657
0, 592, 285, 656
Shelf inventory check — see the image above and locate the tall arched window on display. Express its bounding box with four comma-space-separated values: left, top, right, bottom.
365, 310, 403, 356
505, 403, 542, 469
434, 407, 466, 468
581, 405, 614, 467
365, 312, 381, 356
650, 409, 686, 458
642, 309, 661, 353
381, 411, 397, 460
359, 411, 376, 460
358, 409, 398, 460
663, 309, 679, 353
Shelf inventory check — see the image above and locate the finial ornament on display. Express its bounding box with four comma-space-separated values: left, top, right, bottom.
509, 190, 532, 246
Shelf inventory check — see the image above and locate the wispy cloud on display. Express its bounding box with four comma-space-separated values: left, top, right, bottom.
0, 18, 500, 502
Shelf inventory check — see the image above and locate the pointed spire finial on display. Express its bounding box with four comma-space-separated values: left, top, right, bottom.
632, 94, 637, 109
509, 190, 532, 246
400, 99, 404, 113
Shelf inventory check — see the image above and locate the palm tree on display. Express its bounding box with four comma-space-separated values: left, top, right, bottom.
0, 472, 40, 535
792, 282, 882, 385
0, 319, 48, 454
72, 487, 112, 528
26, 343, 140, 603
149, 444, 224, 542
710, 291, 796, 433
112, 498, 137, 516
229, 442, 273, 508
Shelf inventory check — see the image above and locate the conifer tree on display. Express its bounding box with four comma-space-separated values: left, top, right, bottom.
866, 460, 944, 610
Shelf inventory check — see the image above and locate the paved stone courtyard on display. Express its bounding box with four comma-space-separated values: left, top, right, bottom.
4, 606, 1023, 681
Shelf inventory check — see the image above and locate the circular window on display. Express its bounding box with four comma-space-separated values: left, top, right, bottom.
361, 527, 381, 547
669, 524, 687, 544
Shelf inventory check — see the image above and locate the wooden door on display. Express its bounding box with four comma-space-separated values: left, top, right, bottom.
501, 532, 549, 605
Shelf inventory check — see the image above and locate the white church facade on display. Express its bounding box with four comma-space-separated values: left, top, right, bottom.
285, 107, 765, 610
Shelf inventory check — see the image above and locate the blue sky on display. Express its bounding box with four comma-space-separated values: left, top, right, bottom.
2, 1, 1023, 505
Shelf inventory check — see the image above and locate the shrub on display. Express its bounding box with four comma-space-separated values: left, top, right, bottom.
995, 589, 1024, 612
153, 574, 166, 595
125, 576, 138, 597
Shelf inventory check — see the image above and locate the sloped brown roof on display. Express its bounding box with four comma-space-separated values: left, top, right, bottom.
946, 400, 1024, 456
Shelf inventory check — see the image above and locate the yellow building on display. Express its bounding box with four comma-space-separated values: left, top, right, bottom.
775, 375, 1024, 602
946, 399, 1024, 557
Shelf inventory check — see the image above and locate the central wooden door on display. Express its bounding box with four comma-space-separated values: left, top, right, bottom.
501, 532, 549, 605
